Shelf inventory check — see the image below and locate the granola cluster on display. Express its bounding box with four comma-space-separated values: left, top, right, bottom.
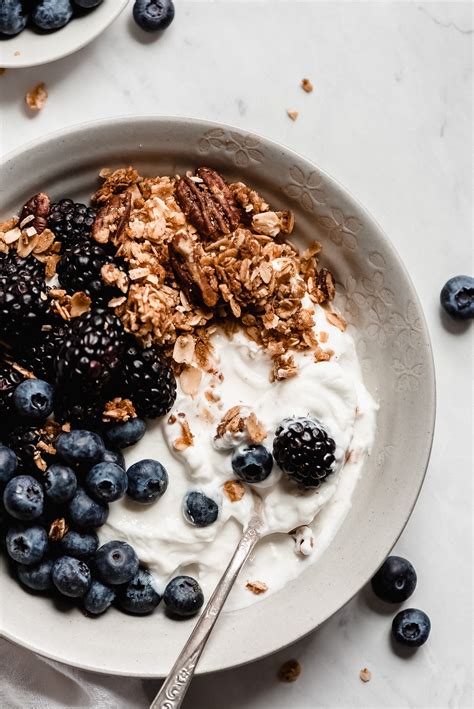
89, 166, 337, 376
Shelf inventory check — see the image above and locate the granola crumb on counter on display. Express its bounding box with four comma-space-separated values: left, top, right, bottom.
25, 83, 48, 111
301, 78, 314, 93
245, 580, 268, 595
277, 659, 302, 682
287, 109, 299, 121
359, 667, 372, 683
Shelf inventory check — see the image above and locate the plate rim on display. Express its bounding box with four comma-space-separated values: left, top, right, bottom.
0, 0, 129, 69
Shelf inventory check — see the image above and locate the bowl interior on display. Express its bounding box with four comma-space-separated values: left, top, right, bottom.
0, 0, 128, 69
0, 117, 435, 677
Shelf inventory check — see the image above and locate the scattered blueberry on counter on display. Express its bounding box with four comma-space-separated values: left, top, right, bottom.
371, 556, 417, 603
440, 275, 474, 320
392, 608, 431, 647
133, 0, 175, 32
370, 557, 431, 650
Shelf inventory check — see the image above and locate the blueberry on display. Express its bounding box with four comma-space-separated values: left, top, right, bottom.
52, 555, 91, 597
231, 444, 273, 483
73, 0, 103, 8
163, 575, 204, 618
6, 525, 48, 565
60, 529, 99, 559
371, 556, 417, 603
67, 487, 108, 529
0, 445, 18, 485
183, 491, 218, 527
104, 418, 146, 449
126, 459, 168, 504
86, 462, 127, 503
133, 0, 175, 32
44, 464, 77, 504
18, 558, 54, 591
440, 275, 474, 320
118, 567, 161, 615
13, 379, 54, 421
392, 608, 431, 647
101, 449, 125, 469
3, 475, 44, 521
95, 540, 139, 585
32, 0, 73, 31
0, 0, 28, 37
83, 579, 115, 615
56, 430, 105, 467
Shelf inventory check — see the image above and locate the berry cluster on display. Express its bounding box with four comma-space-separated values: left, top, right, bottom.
1, 427, 203, 618
0, 190, 205, 619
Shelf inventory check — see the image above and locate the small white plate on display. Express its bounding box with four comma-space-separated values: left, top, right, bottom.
0, 0, 128, 69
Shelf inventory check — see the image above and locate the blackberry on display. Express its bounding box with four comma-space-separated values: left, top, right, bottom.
7, 425, 54, 472
48, 199, 96, 249
0, 274, 48, 338
121, 343, 176, 419
0, 252, 44, 280
272, 416, 337, 489
57, 241, 113, 300
54, 390, 106, 428
0, 361, 26, 428
56, 308, 124, 394
13, 320, 70, 383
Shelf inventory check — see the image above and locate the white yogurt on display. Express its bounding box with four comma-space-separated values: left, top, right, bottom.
100, 305, 377, 609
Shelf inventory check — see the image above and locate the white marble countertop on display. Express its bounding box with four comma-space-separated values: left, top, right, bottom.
0, 1, 472, 707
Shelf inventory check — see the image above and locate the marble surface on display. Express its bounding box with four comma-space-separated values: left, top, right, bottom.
0, 1, 472, 707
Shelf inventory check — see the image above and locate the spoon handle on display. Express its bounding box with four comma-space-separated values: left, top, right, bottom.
150, 521, 262, 709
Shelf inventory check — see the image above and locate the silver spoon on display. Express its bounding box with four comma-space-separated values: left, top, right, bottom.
150, 494, 265, 709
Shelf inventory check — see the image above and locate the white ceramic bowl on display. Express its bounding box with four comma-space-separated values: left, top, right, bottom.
0, 117, 435, 677
0, 0, 128, 69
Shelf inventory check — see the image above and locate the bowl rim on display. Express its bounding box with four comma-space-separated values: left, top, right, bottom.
0, 115, 436, 677
0, 0, 129, 69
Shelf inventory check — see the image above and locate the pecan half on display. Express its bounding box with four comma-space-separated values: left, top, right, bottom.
168, 232, 219, 307
20, 193, 50, 234
92, 192, 131, 245
312, 268, 336, 303
176, 167, 241, 239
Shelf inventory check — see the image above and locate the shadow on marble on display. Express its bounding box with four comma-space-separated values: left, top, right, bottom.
438, 306, 472, 335
358, 583, 399, 617
127, 14, 167, 45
